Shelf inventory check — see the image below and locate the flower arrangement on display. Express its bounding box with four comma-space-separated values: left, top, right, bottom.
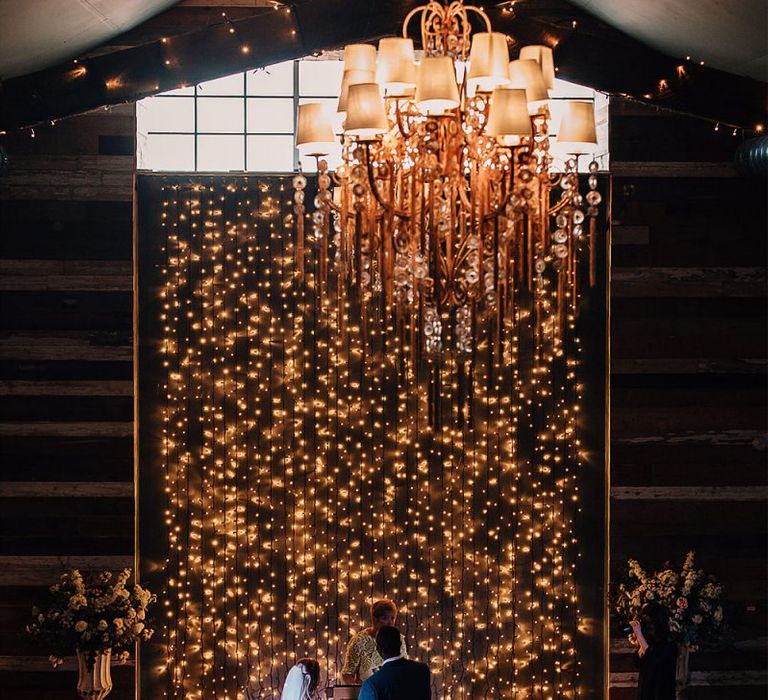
26, 568, 156, 667
614, 551, 725, 651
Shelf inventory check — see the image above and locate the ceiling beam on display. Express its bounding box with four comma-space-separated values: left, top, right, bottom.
0, 0, 764, 133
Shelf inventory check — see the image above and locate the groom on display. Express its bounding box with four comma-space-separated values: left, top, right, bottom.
358, 626, 431, 700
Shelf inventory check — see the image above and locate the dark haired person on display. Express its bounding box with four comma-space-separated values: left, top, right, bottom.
359, 626, 430, 700
280, 657, 320, 700
628, 602, 677, 700
341, 599, 407, 683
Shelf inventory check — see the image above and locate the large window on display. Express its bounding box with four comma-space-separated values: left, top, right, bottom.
137, 59, 344, 173
137, 57, 608, 173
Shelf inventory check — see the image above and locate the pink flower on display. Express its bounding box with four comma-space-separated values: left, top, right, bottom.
677, 597, 688, 609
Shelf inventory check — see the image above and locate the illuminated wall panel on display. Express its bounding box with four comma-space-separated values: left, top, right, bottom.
137, 175, 608, 700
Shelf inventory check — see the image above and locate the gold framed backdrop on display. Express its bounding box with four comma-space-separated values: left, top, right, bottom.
136, 173, 609, 699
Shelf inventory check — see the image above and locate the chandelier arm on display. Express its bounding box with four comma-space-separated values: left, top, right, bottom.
456, 4, 492, 33
452, 228, 474, 273
326, 170, 357, 218
456, 175, 473, 212
363, 143, 395, 213
393, 99, 413, 140
548, 191, 575, 217
401, 2, 440, 40
481, 176, 510, 223
363, 143, 412, 221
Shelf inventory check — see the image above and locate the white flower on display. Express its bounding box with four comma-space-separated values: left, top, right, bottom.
137, 609, 146, 621
133, 622, 145, 635
113, 618, 124, 629
97, 620, 108, 631
75, 621, 88, 633
68, 594, 87, 610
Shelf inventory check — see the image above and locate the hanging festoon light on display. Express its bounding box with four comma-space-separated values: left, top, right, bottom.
296, 0, 601, 360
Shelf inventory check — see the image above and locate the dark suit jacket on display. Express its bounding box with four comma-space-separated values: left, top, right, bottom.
359, 658, 431, 700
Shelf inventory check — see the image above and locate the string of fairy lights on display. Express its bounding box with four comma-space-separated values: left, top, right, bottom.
155, 174, 594, 699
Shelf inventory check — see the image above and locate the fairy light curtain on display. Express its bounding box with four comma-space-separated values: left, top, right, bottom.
137, 174, 607, 700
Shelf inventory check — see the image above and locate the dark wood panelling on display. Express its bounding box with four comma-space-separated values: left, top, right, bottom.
2, 109, 135, 157
612, 443, 767, 486
0, 668, 135, 700
0, 292, 132, 331
0, 435, 133, 482
0, 396, 132, 421
610, 114, 743, 163
0, 360, 132, 380
0, 200, 133, 260
608, 99, 767, 698
0, 107, 136, 698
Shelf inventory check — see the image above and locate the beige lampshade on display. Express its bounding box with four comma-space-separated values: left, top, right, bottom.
377, 37, 417, 96
487, 88, 530, 144
296, 103, 336, 156
337, 69, 376, 115
508, 59, 549, 114
345, 83, 388, 139
343, 43, 377, 73
467, 32, 510, 93
519, 45, 555, 90
556, 100, 597, 153
415, 56, 460, 115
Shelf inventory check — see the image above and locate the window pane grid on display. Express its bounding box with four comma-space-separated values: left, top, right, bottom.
137, 60, 606, 172
138, 59, 341, 172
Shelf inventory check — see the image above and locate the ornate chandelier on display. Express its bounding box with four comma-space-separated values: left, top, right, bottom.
294, 0, 602, 356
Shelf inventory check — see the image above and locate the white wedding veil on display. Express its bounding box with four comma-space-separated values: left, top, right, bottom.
280, 662, 313, 700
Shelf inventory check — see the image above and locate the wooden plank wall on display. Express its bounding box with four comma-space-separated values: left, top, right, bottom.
608, 99, 768, 699
0, 97, 765, 699
0, 107, 136, 699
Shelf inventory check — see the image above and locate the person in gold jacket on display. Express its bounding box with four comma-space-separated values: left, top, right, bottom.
341, 599, 407, 683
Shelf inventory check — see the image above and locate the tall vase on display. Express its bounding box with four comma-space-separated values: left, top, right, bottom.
675, 644, 690, 700
76, 648, 113, 700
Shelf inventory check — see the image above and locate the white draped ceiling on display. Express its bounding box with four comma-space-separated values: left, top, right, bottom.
570, 0, 767, 81
0, 0, 179, 79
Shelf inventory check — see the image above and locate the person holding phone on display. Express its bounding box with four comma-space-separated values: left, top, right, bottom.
628, 602, 676, 700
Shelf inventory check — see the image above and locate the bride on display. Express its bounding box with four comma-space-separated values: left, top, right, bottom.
280, 658, 320, 700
